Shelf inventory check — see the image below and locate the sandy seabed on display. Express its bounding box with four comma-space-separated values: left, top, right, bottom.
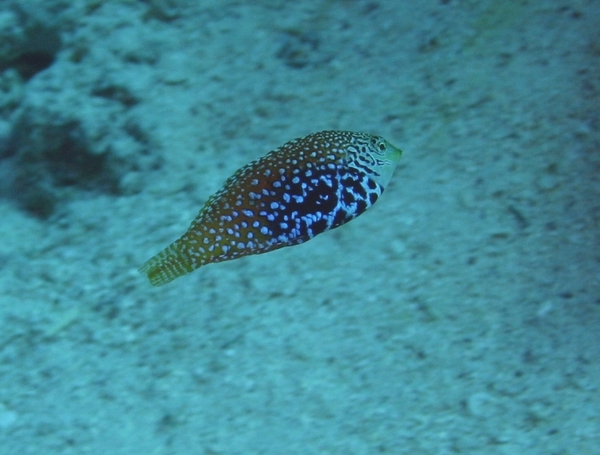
0, 1, 598, 454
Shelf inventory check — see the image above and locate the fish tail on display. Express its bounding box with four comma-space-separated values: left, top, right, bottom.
139, 241, 194, 286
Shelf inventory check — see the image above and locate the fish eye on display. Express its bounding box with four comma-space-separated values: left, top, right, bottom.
371, 138, 386, 152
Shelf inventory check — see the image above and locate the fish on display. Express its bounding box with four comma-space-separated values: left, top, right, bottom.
139, 130, 402, 286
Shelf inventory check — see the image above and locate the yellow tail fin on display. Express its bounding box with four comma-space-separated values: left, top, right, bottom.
139, 242, 193, 286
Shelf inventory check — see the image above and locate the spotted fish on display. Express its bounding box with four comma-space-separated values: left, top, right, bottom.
140, 130, 402, 286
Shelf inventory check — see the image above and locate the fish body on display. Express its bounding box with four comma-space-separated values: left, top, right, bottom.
140, 130, 402, 286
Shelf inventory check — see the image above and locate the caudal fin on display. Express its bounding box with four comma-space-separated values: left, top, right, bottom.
139, 242, 193, 286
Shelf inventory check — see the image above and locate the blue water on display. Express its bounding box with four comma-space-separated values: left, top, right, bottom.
0, 1, 598, 454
